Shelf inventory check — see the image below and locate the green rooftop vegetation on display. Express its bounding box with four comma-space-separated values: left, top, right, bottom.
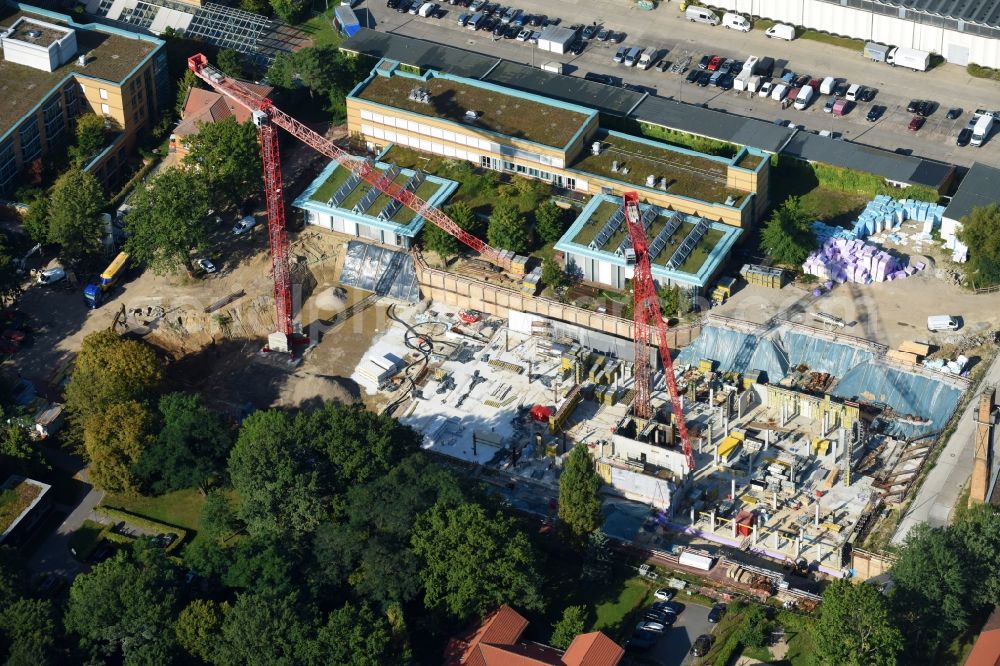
571, 200, 621, 247
0, 480, 40, 532
309, 165, 353, 203
572, 133, 745, 205
356, 73, 590, 148
0, 8, 157, 137
390, 179, 441, 224
735, 151, 766, 170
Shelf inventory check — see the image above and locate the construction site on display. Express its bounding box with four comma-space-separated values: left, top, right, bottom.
57, 54, 976, 584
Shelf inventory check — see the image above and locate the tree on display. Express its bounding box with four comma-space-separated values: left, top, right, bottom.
0, 598, 60, 665
550, 605, 586, 650
21, 192, 49, 244
312, 602, 399, 665
535, 200, 567, 243
541, 256, 565, 289
65, 550, 180, 663
175, 69, 200, 118
218, 591, 314, 666
423, 201, 477, 261
890, 524, 969, 660
761, 196, 816, 266
815, 579, 902, 666
958, 204, 1000, 286
182, 117, 262, 206
412, 501, 543, 620
134, 392, 233, 494
735, 603, 770, 650
313, 454, 464, 607
47, 169, 106, 262
659, 284, 690, 319
487, 202, 529, 254
265, 52, 296, 91
240, 0, 269, 14
83, 400, 153, 494
228, 410, 330, 536
301, 402, 422, 490
124, 167, 212, 274
558, 445, 603, 538
175, 599, 226, 664
582, 529, 613, 581
201, 489, 239, 542
64, 330, 163, 433
217, 49, 245, 79
948, 503, 1000, 608
268, 0, 306, 23
0, 413, 47, 477
70, 113, 108, 165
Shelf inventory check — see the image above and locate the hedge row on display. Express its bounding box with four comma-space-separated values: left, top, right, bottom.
95, 506, 187, 553
967, 63, 1000, 81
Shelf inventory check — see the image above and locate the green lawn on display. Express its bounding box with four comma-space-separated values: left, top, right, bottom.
300, 10, 343, 49
800, 187, 870, 227
67, 519, 105, 560
591, 576, 652, 636
800, 29, 865, 51
310, 165, 352, 203
101, 488, 209, 548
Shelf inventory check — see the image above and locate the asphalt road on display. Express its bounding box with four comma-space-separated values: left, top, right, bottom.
364, 0, 1000, 169
892, 350, 1000, 545
645, 601, 712, 666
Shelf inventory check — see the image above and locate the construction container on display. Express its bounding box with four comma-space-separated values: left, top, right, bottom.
886, 349, 920, 366
742, 370, 763, 389
678, 549, 715, 571
898, 340, 932, 356
698, 359, 715, 374
740, 263, 785, 289
718, 434, 743, 461
735, 509, 755, 537
712, 276, 737, 304
510, 255, 529, 276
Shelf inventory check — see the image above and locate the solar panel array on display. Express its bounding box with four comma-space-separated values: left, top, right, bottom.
378, 170, 424, 221
615, 205, 656, 256
648, 211, 683, 261
353, 184, 381, 215
666, 216, 710, 270
589, 205, 625, 251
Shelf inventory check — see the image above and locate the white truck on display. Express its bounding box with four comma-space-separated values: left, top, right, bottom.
734, 71, 761, 93
638, 51, 655, 70
971, 112, 996, 146
886, 46, 931, 71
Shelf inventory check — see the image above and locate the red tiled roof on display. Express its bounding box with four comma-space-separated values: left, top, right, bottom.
445, 606, 622, 666
174, 83, 274, 138
966, 606, 1000, 666
562, 632, 624, 666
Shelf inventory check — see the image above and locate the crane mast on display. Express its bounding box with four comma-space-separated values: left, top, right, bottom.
187, 55, 512, 321
623, 191, 695, 472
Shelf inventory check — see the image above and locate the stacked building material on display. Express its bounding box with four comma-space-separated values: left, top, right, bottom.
802, 237, 912, 284
740, 264, 784, 288
849, 195, 946, 240
764, 451, 800, 492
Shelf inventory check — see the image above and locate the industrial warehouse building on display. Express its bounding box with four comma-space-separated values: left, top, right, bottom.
707, 0, 1000, 68
0, 6, 168, 195
345, 59, 771, 229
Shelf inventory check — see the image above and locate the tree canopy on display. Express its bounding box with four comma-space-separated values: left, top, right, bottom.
423, 201, 477, 260
83, 400, 153, 494
550, 605, 586, 650
535, 200, 568, 243
412, 501, 543, 620
487, 202, 530, 254
558, 445, 603, 539
761, 196, 816, 266
47, 169, 106, 263
816, 579, 902, 666
124, 167, 212, 274
958, 203, 1000, 286
182, 117, 262, 206
70, 114, 109, 165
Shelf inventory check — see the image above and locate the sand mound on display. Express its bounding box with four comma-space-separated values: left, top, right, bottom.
315, 287, 348, 313
273, 372, 358, 409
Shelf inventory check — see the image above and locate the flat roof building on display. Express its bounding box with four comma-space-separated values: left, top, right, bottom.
0, 5, 168, 195
555, 193, 742, 295
347, 59, 770, 229
941, 162, 1000, 262
293, 156, 458, 248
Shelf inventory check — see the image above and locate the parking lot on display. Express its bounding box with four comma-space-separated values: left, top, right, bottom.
365, 0, 1000, 168
629, 598, 714, 666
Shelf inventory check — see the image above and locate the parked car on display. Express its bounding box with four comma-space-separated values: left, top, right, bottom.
824, 98, 836, 113
653, 588, 675, 601
596, 27, 610, 41
946, 107, 963, 120
195, 258, 217, 274
457, 11, 470, 24
758, 80, 774, 97
696, 70, 712, 86
232, 215, 257, 235
908, 116, 925, 131
656, 59, 670, 72
610, 31, 625, 43
503, 24, 519, 38
568, 39, 585, 55
396, 0, 413, 11
858, 87, 877, 102
717, 73, 734, 90
581, 23, 599, 39
636, 620, 666, 634
832, 82, 849, 97
708, 603, 727, 623
719, 58, 735, 75
686, 69, 701, 83
916, 100, 936, 117
516, 28, 531, 40
650, 601, 684, 615
906, 99, 921, 113
625, 630, 657, 651
492, 22, 506, 37
866, 105, 886, 122
957, 127, 973, 146
584, 72, 621, 86
691, 634, 714, 657
644, 610, 676, 625
707, 55, 722, 71
698, 54, 711, 70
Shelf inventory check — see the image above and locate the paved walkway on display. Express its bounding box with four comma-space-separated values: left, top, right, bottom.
892, 351, 1000, 544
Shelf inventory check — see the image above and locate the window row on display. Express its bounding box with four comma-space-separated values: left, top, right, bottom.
362, 125, 481, 162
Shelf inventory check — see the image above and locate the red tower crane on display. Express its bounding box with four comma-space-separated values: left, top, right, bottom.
623, 191, 695, 473
186, 54, 511, 339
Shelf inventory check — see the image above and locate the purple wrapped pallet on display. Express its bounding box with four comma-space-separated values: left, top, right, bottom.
904, 266, 916, 276
915, 262, 926, 270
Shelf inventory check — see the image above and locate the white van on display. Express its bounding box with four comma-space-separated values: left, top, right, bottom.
819, 76, 836, 95
770, 83, 789, 101
417, 2, 437, 17
722, 12, 750, 31
765, 23, 795, 40
927, 315, 959, 331
624, 47, 644, 67
845, 83, 861, 101
686, 6, 719, 26
466, 11, 483, 29
793, 85, 814, 110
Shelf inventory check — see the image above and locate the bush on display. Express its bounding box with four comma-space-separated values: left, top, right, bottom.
968, 63, 1000, 81
95, 506, 187, 552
